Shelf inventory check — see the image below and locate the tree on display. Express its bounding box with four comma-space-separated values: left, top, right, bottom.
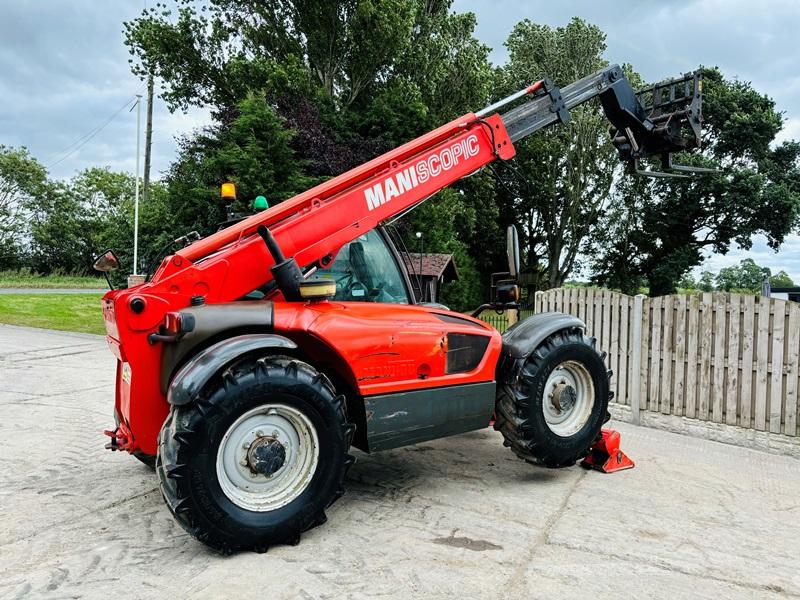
769, 270, 794, 288
27, 168, 171, 277
676, 272, 697, 291
124, 0, 492, 175
124, 1, 490, 126
587, 173, 649, 295
164, 93, 317, 237
125, 0, 417, 113
592, 68, 800, 295
698, 271, 716, 292
349, 6, 492, 141
493, 18, 621, 289
27, 181, 92, 274
715, 258, 770, 292
0, 146, 48, 269
711, 258, 795, 293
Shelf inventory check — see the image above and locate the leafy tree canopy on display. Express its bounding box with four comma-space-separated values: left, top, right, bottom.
164, 92, 317, 236
715, 257, 795, 292
0, 146, 48, 268
27, 168, 171, 278
715, 258, 771, 292
124, 1, 491, 127
769, 269, 795, 288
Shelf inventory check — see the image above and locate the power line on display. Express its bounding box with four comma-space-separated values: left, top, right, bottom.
46, 93, 141, 169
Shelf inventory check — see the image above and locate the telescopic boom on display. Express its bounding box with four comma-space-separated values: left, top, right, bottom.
147, 64, 702, 304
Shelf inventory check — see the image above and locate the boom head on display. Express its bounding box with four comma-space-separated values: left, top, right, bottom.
498, 65, 708, 177
603, 69, 707, 176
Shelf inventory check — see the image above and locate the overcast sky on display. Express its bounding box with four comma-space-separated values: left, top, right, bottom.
2, 0, 800, 279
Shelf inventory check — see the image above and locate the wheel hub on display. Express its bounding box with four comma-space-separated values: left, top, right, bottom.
542, 361, 596, 438
216, 404, 319, 512
551, 382, 577, 413
247, 436, 287, 477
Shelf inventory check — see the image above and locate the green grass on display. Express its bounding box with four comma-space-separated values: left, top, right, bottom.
0, 294, 105, 334
0, 270, 105, 289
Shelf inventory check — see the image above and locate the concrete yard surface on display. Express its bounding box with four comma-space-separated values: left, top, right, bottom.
1, 324, 799, 599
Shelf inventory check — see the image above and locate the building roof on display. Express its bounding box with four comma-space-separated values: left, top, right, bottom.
402, 253, 459, 281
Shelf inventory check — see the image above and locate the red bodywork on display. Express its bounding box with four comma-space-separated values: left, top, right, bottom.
103, 110, 515, 456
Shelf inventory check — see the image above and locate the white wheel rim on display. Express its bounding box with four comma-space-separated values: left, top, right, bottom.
216, 403, 319, 512
542, 360, 595, 437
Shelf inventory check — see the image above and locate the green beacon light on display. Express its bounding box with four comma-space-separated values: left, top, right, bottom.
253, 195, 269, 211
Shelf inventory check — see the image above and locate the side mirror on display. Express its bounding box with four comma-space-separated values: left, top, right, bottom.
496, 283, 519, 304
506, 225, 520, 278
93, 250, 120, 273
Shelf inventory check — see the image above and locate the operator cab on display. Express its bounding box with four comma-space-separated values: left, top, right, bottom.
245, 228, 416, 304
326, 229, 411, 304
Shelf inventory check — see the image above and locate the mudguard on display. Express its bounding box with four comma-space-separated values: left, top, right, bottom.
160, 301, 275, 394
497, 311, 585, 382
502, 311, 585, 358
167, 334, 297, 406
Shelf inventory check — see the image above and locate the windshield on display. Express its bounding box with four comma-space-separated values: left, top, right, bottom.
325, 230, 410, 304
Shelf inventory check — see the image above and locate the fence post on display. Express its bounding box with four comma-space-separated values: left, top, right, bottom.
507, 308, 518, 328
629, 294, 646, 425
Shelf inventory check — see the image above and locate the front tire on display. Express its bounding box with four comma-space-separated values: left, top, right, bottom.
495, 329, 610, 468
157, 355, 355, 553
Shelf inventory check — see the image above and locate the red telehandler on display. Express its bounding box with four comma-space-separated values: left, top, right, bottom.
96, 64, 705, 552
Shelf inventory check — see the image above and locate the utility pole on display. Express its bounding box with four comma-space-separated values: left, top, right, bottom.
143, 75, 154, 203
132, 95, 142, 279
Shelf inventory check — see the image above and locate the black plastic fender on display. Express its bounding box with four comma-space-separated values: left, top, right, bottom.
159, 301, 275, 394
497, 311, 585, 381
167, 334, 297, 406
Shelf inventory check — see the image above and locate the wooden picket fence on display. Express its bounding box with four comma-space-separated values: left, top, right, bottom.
520, 288, 800, 437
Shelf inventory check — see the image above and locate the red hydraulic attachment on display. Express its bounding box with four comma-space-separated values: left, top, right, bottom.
580, 429, 634, 473
104, 421, 135, 453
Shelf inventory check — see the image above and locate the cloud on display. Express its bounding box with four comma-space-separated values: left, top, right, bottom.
0, 0, 211, 180
776, 117, 800, 145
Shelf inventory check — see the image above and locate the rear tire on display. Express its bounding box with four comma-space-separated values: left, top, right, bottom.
495, 329, 610, 468
157, 355, 355, 554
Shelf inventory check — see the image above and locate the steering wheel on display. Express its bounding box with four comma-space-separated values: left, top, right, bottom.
335, 272, 353, 288
367, 281, 387, 300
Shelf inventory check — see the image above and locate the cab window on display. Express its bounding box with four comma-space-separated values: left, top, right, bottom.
326, 230, 410, 303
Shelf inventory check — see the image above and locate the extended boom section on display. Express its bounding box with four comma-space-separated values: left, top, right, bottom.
153, 64, 702, 296
500, 65, 703, 164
